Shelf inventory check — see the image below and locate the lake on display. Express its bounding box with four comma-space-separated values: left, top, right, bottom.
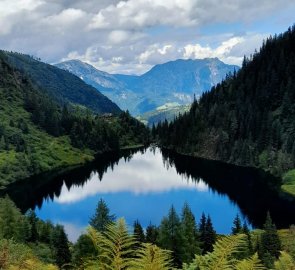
2, 147, 295, 241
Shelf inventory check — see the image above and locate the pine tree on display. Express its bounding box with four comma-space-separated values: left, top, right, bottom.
50, 225, 71, 268
146, 223, 159, 244
72, 234, 96, 267
199, 214, 217, 254
181, 203, 202, 263
89, 198, 115, 232
259, 212, 282, 268
158, 205, 183, 267
26, 210, 38, 242
232, 214, 243, 235
133, 220, 145, 243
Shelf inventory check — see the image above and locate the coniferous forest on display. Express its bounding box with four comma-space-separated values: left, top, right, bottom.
0, 196, 294, 269
154, 25, 295, 195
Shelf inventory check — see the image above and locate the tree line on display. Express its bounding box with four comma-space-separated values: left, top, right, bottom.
154, 25, 295, 176
0, 196, 293, 269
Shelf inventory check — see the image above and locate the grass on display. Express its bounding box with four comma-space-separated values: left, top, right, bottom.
281, 169, 295, 196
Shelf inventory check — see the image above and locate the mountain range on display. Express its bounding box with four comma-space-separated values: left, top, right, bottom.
56, 58, 239, 115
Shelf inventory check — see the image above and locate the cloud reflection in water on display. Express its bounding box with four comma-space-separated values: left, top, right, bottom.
56, 149, 208, 204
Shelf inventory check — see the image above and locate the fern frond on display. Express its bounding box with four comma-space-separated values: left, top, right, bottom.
235, 253, 266, 270
130, 243, 172, 270
185, 234, 247, 270
274, 251, 295, 270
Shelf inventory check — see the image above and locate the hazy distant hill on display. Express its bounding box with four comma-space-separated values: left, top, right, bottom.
56, 58, 238, 115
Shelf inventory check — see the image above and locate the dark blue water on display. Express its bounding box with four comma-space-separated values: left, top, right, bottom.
2, 147, 295, 242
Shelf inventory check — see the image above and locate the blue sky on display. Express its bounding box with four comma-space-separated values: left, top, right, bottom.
0, 0, 295, 74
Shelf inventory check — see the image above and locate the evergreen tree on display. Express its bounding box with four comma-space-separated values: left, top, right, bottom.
50, 224, 71, 269
158, 205, 183, 267
199, 214, 217, 254
89, 199, 115, 232
259, 212, 282, 268
72, 234, 96, 267
133, 220, 145, 243
181, 203, 202, 263
232, 214, 243, 235
26, 210, 38, 242
146, 223, 159, 244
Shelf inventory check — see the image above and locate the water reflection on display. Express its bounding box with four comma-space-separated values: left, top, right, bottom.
161, 148, 295, 228
1, 147, 294, 242
56, 149, 208, 204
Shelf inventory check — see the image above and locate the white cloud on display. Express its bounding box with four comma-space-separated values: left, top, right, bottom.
0, 0, 294, 73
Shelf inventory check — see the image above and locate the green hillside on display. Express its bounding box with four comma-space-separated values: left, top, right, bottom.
3, 51, 121, 114
0, 51, 149, 186
155, 26, 295, 195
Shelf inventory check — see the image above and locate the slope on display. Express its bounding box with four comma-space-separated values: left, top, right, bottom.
155, 26, 295, 194
0, 51, 93, 185
3, 51, 121, 114
0, 52, 149, 186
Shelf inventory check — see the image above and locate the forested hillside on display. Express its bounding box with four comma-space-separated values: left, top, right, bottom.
3, 51, 121, 114
155, 26, 295, 193
0, 51, 149, 186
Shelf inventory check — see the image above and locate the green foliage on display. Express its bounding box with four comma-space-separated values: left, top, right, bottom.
87, 218, 137, 270
155, 25, 295, 181
235, 253, 266, 270
145, 223, 159, 244
3, 51, 121, 114
158, 205, 184, 267
180, 203, 202, 263
282, 169, 295, 195
89, 199, 116, 232
0, 52, 149, 186
72, 234, 97, 268
0, 239, 58, 270
133, 220, 146, 244
274, 251, 295, 270
199, 213, 217, 254
50, 225, 71, 269
130, 243, 172, 270
232, 215, 243, 235
0, 196, 29, 242
259, 212, 282, 268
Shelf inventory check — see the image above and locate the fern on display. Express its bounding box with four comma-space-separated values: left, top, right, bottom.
130, 243, 172, 270
87, 218, 137, 270
235, 253, 265, 270
274, 251, 295, 270
183, 234, 247, 270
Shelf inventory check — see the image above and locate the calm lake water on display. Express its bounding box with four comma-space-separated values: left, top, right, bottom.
3, 147, 295, 241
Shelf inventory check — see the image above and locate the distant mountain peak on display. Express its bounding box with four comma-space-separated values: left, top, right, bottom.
56, 58, 238, 115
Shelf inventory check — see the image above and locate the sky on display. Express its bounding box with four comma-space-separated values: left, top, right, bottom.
0, 0, 295, 75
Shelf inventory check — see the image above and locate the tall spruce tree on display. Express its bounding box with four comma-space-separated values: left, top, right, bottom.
158, 205, 183, 267
199, 214, 217, 254
259, 212, 282, 268
89, 198, 115, 232
133, 220, 145, 243
232, 214, 243, 235
146, 223, 159, 244
180, 203, 202, 263
50, 224, 71, 269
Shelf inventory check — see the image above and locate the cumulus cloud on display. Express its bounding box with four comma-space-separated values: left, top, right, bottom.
0, 0, 294, 73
